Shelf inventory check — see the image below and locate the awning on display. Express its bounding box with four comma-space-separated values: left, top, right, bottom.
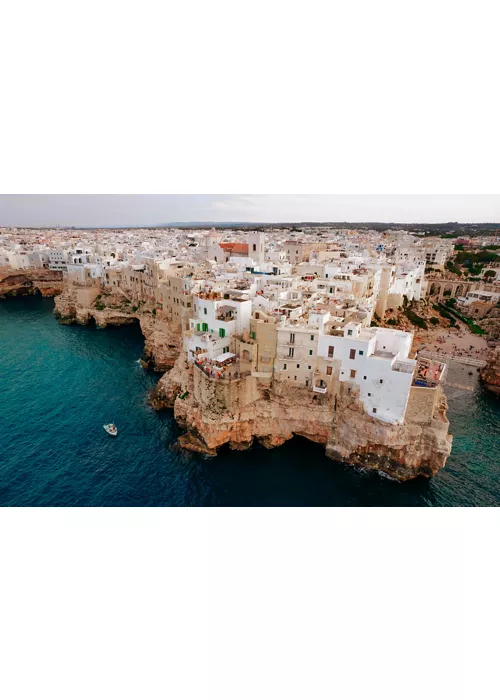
214, 352, 236, 364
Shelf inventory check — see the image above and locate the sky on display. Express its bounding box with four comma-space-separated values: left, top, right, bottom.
0, 194, 499, 227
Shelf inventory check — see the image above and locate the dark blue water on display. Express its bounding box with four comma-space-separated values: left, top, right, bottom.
1, 296, 499, 506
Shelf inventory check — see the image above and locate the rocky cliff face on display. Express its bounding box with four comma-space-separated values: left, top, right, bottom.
51, 281, 453, 481
479, 308, 500, 341
153, 353, 453, 481
0, 269, 63, 299
480, 347, 500, 395
326, 384, 452, 480
54, 286, 181, 372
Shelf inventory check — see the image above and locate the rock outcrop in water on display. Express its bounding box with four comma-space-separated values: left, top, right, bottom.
152, 352, 452, 481
54, 285, 181, 372
480, 347, 500, 395
0, 269, 63, 299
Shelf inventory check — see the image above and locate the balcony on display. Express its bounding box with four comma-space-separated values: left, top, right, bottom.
393, 360, 414, 374
313, 385, 328, 394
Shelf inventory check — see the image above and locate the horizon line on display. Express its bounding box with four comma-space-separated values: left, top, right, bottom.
2, 220, 500, 229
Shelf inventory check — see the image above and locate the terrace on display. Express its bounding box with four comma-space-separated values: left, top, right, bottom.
194, 354, 249, 382
413, 357, 447, 387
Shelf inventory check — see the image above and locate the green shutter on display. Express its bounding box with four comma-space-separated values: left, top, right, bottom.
219, 328, 226, 338
202, 323, 208, 332
196, 323, 200, 332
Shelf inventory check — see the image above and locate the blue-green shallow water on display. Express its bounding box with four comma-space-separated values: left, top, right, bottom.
1, 296, 499, 506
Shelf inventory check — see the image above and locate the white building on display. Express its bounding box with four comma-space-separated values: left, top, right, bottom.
317, 323, 416, 424
185, 291, 252, 362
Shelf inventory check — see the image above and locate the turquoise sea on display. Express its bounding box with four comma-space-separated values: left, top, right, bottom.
1, 296, 499, 506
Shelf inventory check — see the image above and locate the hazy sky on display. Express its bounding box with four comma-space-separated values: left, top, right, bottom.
0, 194, 499, 227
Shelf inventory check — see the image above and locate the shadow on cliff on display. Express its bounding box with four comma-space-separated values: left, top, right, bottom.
183, 435, 436, 507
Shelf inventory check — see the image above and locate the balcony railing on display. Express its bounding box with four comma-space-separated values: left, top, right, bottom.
393, 361, 414, 374
313, 385, 328, 394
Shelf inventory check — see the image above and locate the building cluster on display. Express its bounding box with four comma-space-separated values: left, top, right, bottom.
1, 225, 455, 426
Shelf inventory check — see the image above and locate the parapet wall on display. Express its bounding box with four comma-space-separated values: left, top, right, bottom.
193, 366, 260, 416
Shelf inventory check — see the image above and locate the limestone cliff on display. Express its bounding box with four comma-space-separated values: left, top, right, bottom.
326, 384, 452, 480
479, 308, 500, 341
154, 353, 452, 481
51, 281, 453, 481
54, 286, 181, 372
480, 347, 500, 395
0, 269, 63, 299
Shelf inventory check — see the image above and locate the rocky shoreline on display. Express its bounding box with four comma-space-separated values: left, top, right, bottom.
480, 347, 500, 395
49, 284, 453, 481
151, 353, 452, 481
0, 269, 63, 299
53, 286, 180, 372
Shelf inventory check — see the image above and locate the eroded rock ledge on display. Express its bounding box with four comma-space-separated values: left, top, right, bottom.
53, 286, 181, 372
0, 269, 63, 299
152, 353, 452, 481
480, 347, 500, 395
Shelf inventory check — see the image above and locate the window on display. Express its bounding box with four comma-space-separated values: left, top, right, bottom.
219, 328, 225, 338
294, 376, 297, 381
204, 308, 207, 315
359, 350, 364, 356
283, 364, 287, 370
290, 333, 295, 343
363, 376, 367, 380
308, 366, 312, 370
311, 335, 314, 341
253, 244, 256, 252
297, 364, 300, 369
350, 349, 356, 360
328, 346, 334, 358
327, 367, 333, 376
348, 329, 353, 336
380, 379, 383, 384
368, 393, 371, 397
350, 370, 357, 379
306, 380, 309, 387
224, 347, 229, 354
289, 347, 294, 358
202, 323, 208, 332
309, 350, 313, 356
373, 408, 377, 414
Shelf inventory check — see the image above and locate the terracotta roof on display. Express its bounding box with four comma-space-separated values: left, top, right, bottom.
219, 242, 249, 255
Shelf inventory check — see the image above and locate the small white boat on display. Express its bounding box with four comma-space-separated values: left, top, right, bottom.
103, 423, 118, 436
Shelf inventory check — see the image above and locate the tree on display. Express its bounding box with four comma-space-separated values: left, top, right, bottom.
484, 270, 496, 279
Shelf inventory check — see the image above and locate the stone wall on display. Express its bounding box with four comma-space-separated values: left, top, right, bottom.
193, 365, 260, 416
